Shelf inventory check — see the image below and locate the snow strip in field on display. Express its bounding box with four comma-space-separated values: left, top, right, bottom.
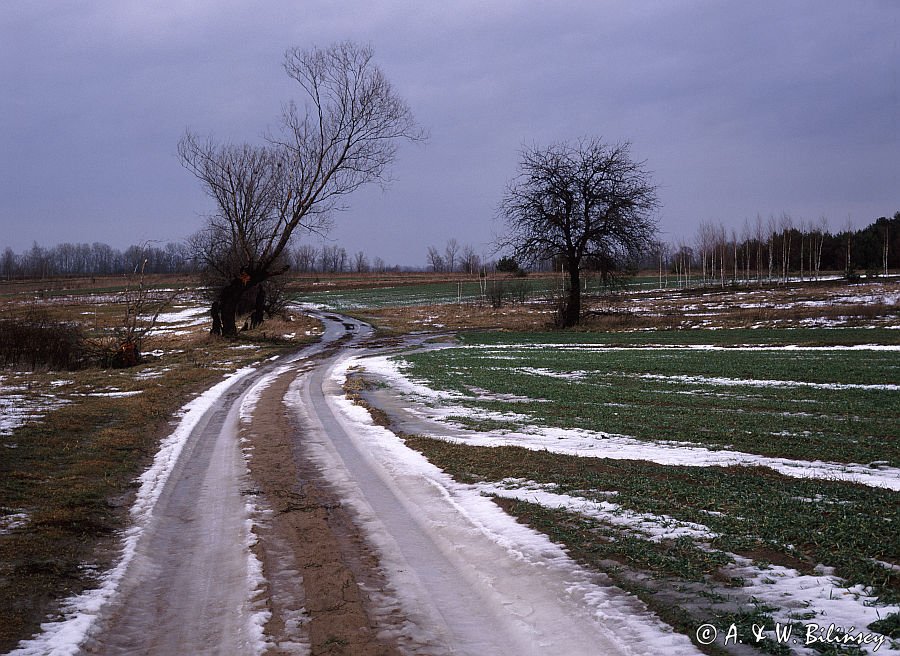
359, 355, 900, 491
457, 343, 900, 352
480, 479, 717, 543
482, 482, 895, 655
9, 365, 259, 656
638, 373, 900, 391
314, 358, 703, 655
144, 305, 208, 325
727, 558, 894, 656
0, 510, 30, 535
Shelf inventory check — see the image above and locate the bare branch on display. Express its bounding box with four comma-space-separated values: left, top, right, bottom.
179, 41, 424, 335
496, 138, 659, 326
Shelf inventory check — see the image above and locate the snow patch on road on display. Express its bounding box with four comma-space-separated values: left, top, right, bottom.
239, 365, 291, 425
239, 363, 312, 655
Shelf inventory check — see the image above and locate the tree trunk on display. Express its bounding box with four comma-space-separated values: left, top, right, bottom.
210, 301, 223, 336
250, 285, 266, 329
218, 280, 244, 337
561, 262, 581, 328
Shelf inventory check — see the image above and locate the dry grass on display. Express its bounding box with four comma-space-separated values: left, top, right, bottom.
357, 301, 554, 333
284, 270, 554, 294
356, 277, 899, 333
0, 274, 199, 300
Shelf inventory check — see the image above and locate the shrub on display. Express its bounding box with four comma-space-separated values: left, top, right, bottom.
0, 311, 87, 370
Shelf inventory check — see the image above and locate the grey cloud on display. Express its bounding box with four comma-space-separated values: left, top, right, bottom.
1, 1, 897, 262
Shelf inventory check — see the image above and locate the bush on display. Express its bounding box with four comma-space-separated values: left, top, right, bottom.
0, 311, 87, 370
495, 256, 520, 273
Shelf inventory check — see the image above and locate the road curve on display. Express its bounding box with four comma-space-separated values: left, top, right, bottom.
15, 310, 699, 655
285, 313, 701, 656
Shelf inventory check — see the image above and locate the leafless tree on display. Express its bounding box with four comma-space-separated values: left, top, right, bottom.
293, 244, 319, 272
353, 250, 369, 273
426, 246, 445, 272
651, 240, 669, 288
180, 41, 424, 335
318, 244, 348, 273
460, 244, 481, 274
497, 138, 658, 327
779, 213, 793, 283
444, 238, 460, 273
1, 247, 15, 280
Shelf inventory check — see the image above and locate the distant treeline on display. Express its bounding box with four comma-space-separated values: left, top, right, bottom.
0, 239, 411, 280
4, 213, 898, 282
424, 213, 900, 280
641, 213, 900, 284
0, 241, 196, 279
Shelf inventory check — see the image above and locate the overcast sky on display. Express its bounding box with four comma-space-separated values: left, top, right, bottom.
1, 1, 897, 266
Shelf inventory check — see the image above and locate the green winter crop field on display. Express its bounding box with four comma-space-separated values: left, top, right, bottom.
394, 328, 900, 465
358, 320, 900, 654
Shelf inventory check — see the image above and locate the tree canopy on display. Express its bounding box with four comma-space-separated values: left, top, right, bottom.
179, 41, 424, 335
498, 138, 658, 326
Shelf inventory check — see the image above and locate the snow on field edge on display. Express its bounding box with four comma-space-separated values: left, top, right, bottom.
480, 482, 897, 656
357, 355, 900, 491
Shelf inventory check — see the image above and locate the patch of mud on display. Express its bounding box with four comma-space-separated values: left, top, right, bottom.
243, 366, 404, 655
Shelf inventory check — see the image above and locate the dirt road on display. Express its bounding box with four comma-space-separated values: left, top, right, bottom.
16, 312, 698, 655
247, 313, 699, 655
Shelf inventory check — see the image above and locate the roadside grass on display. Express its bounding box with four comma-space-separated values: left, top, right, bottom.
0, 298, 318, 651
393, 328, 899, 466
402, 436, 899, 653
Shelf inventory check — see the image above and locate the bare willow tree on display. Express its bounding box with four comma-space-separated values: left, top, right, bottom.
498, 138, 658, 327
180, 41, 424, 336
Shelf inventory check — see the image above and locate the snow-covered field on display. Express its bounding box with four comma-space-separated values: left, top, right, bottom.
619, 280, 900, 329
